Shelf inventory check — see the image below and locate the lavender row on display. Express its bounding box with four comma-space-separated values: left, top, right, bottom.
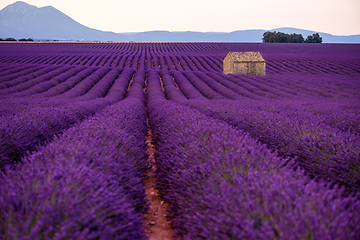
169, 69, 207, 100
0, 65, 45, 84
126, 69, 146, 102
2, 65, 355, 104
157, 67, 340, 104
160, 68, 358, 101
242, 73, 358, 98
247, 98, 360, 134
0, 67, 138, 168
146, 97, 360, 239
158, 69, 225, 102
67, 42, 360, 59
0, 65, 60, 91
0, 95, 77, 117
10, 66, 90, 97
1, 43, 359, 75
185, 99, 360, 191
185, 70, 359, 100
0, 99, 96, 168
147, 69, 166, 101
158, 70, 188, 101
2, 42, 359, 58
193, 71, 244, 100
145, 72, 360, 238
205, 72, 264, 99
0, 65, 74, 95
182, 71, 225, 100
46, 67, 111, 98
74, 68, 122, 100
40, 67, 134, 100
0, 64, 30, 76
222, 73, 290, 98
216, 69, 357, 99
2, 65, 126, 99
104, 68, 136, 100
267, 58, 360, 75
0, 97, 149, 239
38, 66, 99, 97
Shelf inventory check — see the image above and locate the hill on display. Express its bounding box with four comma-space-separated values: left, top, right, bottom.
1, 1, 359, 43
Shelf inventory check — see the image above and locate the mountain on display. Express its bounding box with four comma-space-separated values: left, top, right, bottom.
1, 1, 359, 43
0, 1, 119, 41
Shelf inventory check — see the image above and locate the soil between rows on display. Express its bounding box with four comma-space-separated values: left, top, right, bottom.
143, 124, 175, 240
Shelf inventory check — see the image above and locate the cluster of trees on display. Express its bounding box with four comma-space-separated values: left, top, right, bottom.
262, 31, 322, 43
0, 38, 34, 41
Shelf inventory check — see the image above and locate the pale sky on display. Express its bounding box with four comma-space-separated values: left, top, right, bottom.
1, 0, 360, 36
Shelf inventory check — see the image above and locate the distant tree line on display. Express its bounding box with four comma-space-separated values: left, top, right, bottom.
0, 38, 34, 41
262, 31, 322, 43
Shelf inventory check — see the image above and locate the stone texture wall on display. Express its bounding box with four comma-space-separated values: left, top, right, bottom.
223, 55, 233, 74
223, 52, 266, 76
233, 62, 266, 76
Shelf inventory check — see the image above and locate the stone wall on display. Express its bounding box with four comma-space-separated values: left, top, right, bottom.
223, 52, 266, 76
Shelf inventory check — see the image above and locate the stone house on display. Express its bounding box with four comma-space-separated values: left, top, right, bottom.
223, 52, 266, 76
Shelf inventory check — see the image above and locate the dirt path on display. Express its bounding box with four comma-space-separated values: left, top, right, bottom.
143, 126, 175, 240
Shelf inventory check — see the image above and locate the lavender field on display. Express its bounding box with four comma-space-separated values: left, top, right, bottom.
0, 42, 359, 239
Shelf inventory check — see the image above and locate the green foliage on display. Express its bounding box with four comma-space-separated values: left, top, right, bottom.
0, 37, 17, 41
288, 33, 305, 43
0, 38, 34, 42
305, 33, 323, 43
262, 31, 321, 43
18, 38, 34, 42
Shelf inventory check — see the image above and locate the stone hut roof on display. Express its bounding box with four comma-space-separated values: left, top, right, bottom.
226, 52, 265, 62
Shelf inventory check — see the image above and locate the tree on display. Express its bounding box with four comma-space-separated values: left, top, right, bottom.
276, 32, 289, 43
305, 33, 322, 43
4, 38, 17, 41
263, 31, 305, 43
18, 38, 34, 42
288, 33, 304, 43
263, 31, 322, 43
262, 31, 274, 43
263, 31, 287, 43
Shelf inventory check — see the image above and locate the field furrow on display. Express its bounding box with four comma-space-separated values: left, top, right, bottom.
1, 42, 359, 240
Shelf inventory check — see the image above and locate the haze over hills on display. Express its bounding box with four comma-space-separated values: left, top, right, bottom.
1, 1, 359, 43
